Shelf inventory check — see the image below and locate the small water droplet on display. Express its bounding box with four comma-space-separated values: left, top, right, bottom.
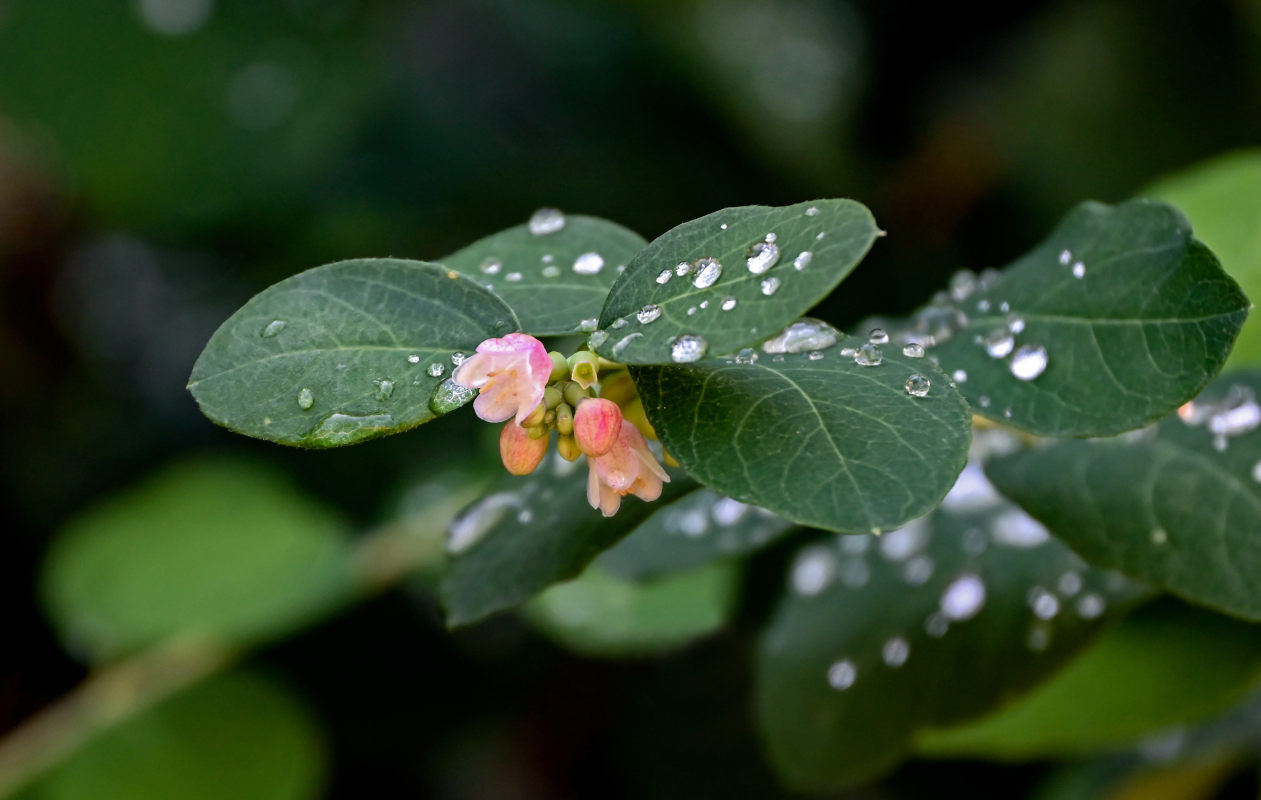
451, 352, 467, 366
572, 251, 605, 275
260, 319, 287, 337
868, 328, 889, 344
903, 555, 934, 585
1059, 249, 1072, 266
692, 257, 723, 288
762, 318, 840, 354
542, 265, 561, 278
734, 347, 758, 365
999, 300, 1011, 313
297, 387, 314, 410
840, 346, 857, 357
429, 378, 476, 415
1009, 344, 1048, 381
528, 208, 565, 235
882, 637, 910, 668
805, 206, 820, 217
505, 272, 523, 282
925, 613, 949, 638
902, 343, 925, 358
746, 237, 781, 274
637, 304, 662, 324
542, 254, 554, 264
977, 299, 991, 312
712, 497, 749, 526
1075, 592, 1106, 619
905, 374, 931, 397
1151, 527, 1168, 545
656, 269, 672, 285
612, 318, 629, 329
807, 351, 824, 361
576, 318, 599, 333
675, 261, 693, 277
791, 545, 836, 596
952, 369, 967, 383
1072, 261, 1086, 279
827, 659, 856, 690
687, 306, 698, 316
1006, 313, 1026, 334
1057, 571, 1083, 597
815, 231, 826, 240
949, 270, 978, 302
855, 343, 883, 367
588, 330, 610, 349
426, 363, 445, 378
760, 276, 782, 296
407, 354, 421, 364
941, 573, 986, 620
1029, 587, 1060, 620
479, 257, 502, 275
670, 334, 708, 363
611, 332, 644, 360
984, 328, 1015, 358
374, 379, 396, 400
793, 251, 813, 271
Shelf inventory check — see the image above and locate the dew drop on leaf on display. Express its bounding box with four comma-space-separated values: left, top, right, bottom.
528, 208, 565, 235
793, 251, 812, 271
760, 276, 782, 296
572, 251, 604, 275
670, 334, 708, 363
746, 237, 780, 274
1009, 344, 1049, 381
902, 343, 925, 358
260, 319, 286, 337
479, 257, 502, 275
374, 379, 395, 401
429, 378, 476, 415
905, 374, 931, 397
407, 354, 421, 364
984, 328, 1014, 358
296, 387, 314, 410
451, 352, 467, 366
868, 328, 889, 344
761, 318, 840, 354
426, 363, 445, 378
827, 659, 856, 690
636, 304, 662, 324
656, 269, 672, 285
692, 257, 723, 288
1072, 261, 1086, 279
940, 573, 986, 621
881, 637, 910, 668
721, 296, 738, 311
854, 343, 882, 366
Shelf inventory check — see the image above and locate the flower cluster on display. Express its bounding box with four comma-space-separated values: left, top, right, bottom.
451, 333, 669, 517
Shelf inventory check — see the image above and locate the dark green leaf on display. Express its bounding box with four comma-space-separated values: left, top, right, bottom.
928, 200, 1248, 436
440, 451, 696, 627
440, 214, 648, 336
188, 259, 518, 448
525, 563, 738, 657
597, 490, 798, 579
592, 200, 879, 364
633, 341, 971, 534
755, 456, 1146, 790
41, 458, 353, 661
16, 671, 325, 800
986, 369, 1261, 620
918, 600, 1261, 758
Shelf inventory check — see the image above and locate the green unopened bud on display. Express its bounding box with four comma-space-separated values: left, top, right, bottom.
544, 409, 556, 425
522, 403, 546, 428
555, 403, 574, 435
548, 351, 570, 383
557, 433, 581, 461
526, 423, 549, 440
543, 386, 563, 410
567, 351, 600, 390
563, 380, 590, 408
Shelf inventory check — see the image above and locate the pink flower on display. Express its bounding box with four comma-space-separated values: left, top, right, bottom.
573, 398, 622, 457
586, 420, 670, 517
452, 333, 552, 425
499, 421, 549, 475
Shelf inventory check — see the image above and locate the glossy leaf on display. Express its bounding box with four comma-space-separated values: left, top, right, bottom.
633, 341, 971, 534
41, 458, 353, 661
929, 200, 1248, 437
987, 370, 1261, 620
188, 259, 518, 448
525, 563, 738, 657
439, 214, 647, 335
440, 451, 696, 627
597, 490, 798, 579
919, 600, 1261, 758
755, 462, 1146, 790
592, 200, 879, 364
15, 671, 325, 800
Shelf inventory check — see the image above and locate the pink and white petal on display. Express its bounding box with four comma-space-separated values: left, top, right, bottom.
630, 473, 663, 503
471, 377, 520, 422
593, 437, 639, 492
586, 459, 603, 511
598, 480, 623, 517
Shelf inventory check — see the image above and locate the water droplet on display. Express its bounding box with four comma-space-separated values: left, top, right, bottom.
1253, 460, 1261, 483
1075, 592, 1106, 619
407, 354, 421, 364
692, 257, 723, 288
952, 369, 967, 383
905, 374, 931, 397
903, 555, 934, 585
479, 257, 502, 275
374, 378, 396, 400
1059, 249, 1072, 266
611, 318, 629, 329
712, 497, 749, 525
1072, 261, 1086, 279
542, 254, 555, 264
656, 269, 672, 285
572, 251, 605, 275
734, 347, 758, 365
925, 613, 950, 638
991, 509, 1050, 548
746, 237, 781, 274
805, 206, 820, 217
528, 208, 566, 235
542, 265, 561, 278
260, 319, 287, 337
1057, 571, 1083, 597
949, 270, 978, 302
984, 328, 1015, 358
816, 231, 826, 240
448, 491, 523, 554
451, 352, 467, 366
760, 277, 782, 296
827, 659, 856, 690
517, 509, 534, 524
807, 351, 825, 361
1208, 385, 1261, 437
902, 343, 925, 358
687, 306, 698, 316
297, 387, 314, 410
577, 318, 598, 333
840, 346, 857, 357
1006, 313, 1026, 334
1009, 344, 1048, 381
1029, 587, 1061, 620
670, 334, 708, 363
721, 296, 738, 311
588, 330, 609, 349
305, 411, 394, 446
1027, 625, 1051, 652
869, 328, 889, 344
793, 251, 813, 271
1151, 527, 1168, 545
426, 363, 445, 378
429, 378, 476, 415
855, 343, 883, 367
762, 318, 840, 354
611, 332, 644, 360
637, 304, 662, 324
882, 637, 910, 668
791, 545, 836, 596
941, 573, 987, 620
675, 261, 693, 277
505, 272, 523, 282
977, 299, 991, 312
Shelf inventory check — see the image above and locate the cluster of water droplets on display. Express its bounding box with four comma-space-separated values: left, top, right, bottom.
1177, 383, 1261, 451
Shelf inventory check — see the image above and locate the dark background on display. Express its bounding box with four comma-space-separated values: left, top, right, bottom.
2, 0, 1259, 797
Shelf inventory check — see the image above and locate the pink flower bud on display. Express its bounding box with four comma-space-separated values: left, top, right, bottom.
573, 398, 623, 457
499, 421, 549, 475
451, 333, 552, 425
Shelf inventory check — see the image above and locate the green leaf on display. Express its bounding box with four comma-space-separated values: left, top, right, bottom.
592, 200, 879, 364
597, 490, 798, 579
755, 461, 1147, 790
41, 458, 353, 661
928, 199, 1248, 437
16, 671, 325, 800
439, 452, 697, 627
525, 562, 738, 658
1145, 151, 1261, 370
918, 600, 1261, 758
632, 341, 971, 534
986, 369, 1261, 620
188, 259, 518, 448
439, 214, 648, 336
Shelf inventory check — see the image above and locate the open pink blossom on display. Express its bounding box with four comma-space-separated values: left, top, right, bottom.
452, 333, 552, 424
586, 420, 670, 517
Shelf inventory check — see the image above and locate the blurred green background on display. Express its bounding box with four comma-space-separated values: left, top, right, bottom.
2, 0, 1261, 798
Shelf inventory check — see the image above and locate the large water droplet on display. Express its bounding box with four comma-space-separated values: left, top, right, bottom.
260, 319, 287, 337
761, 318, 840, 354
827, 659, 856, 690
905, 374, 931, 397
479, 257, 502, 275
793, 251, 813, 271
902, 343, 925, 358
952, 369, 968, 383
528, 208, 565, 235
746, 238, 781, 274
297, 387, 314, 410
1009, 344, 1048, 381
670, 334, 708, 363
637, 304, 662, 324
855, 343, 882, 366
692, 257, 723, 288
760, 276, 782, 296
429, 378, 476, 415
882, 637, 910, 668
572, 251, 605, 275
656, 269, 672, 285
374, 379, 396, 401
984, 328, 1014, 358
941, 573, 987, 620
305, 412, 394, 447
869, 328, 889, 344
426, 363, 445, 378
